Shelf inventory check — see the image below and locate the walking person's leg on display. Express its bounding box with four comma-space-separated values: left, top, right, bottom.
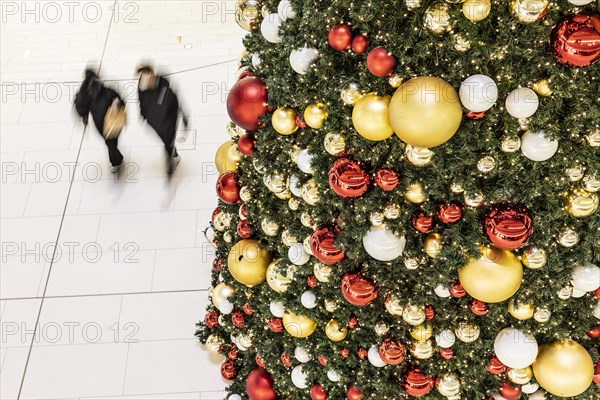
105, 138, 124, 172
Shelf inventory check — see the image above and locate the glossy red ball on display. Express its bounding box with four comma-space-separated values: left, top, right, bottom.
341, 271, 380, 306
379, 337, 407, 365
231, 311, 245, 328
329, 158, 371, 198
268, 317, 284, 333
425, 305, 436, 320
483, 202, 533, 250
357, 347, 368, 360
221, 360, 237, 380
438, 202, 464, 224
367, 47, 396, 77
340, 348, 351, 359
351, 34, 370, 54
227, 344, 239, 361
318, 355, 328, 366
307, 275, 318, 288
243, 303, 254, 315
237, 219, 253, 239
486, 356, 507, 375
246, 368, 278, 400
500, 381, 522, 400
470, 300, 489, 316
205, 310, 219, 328
412, 211, 435, 233
310, 225, 346, 265
216, 172, 241, 204
403, 367, 434, 397
588, 326, 600, 338
440, 348, 454, 359
450, 282, 466, 298
465, 110, 487, 120
347, 315, 358, 330
310, 384, 328, 400
238, 133, 256, 155
374, 169, 400, 191
255, 354, 266, 368
551, 13, 600, 68
281, 352, 292, 367
346, 384, 364, 400
295, 114, 308, 129
328, 24, 353, 51
227, 76, 268, 131
213, 258, 223, 273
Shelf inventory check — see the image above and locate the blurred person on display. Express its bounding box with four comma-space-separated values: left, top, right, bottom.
136, 65, 188, 176
74, 69, 127, 173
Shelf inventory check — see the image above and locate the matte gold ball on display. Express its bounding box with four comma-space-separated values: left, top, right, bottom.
266, 258, 292, 293
508, 299, 535, 320
304, 103, 328, 129
325, 319, 348, 342
565, 189, 599, 218
283, 311, 317, 338
271, 107, 298, 135
352, 93, 394, 141
215, 141, 241, 174
462, 0, 491, 22
424, 233, 443, 258
533, 79, 552, 96
212, 282, 235, 308
227, 239, 273, 286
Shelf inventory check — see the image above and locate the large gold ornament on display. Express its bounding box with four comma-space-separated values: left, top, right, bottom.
424, 233, 443, 258
389, 77, 463, 148
283, 311, 317, 338
462, 0, 491, 21
325, 319, 348, 341
564, 189, 599, 217
215, 141, 241, 173
235, 0, 258, 31
458, 247, 523, 303
352, 93, 394, 141
304, 103, 328, 129
227, 239, 273, 286
271, 107, 298, 135
266, 259, 293, 293
532, 339, 594, 397
508, 299, 535, 320
424, 2, 452, 34
211, 282, 235, 308
405, 182, 427, 204
510, 0, 548, 24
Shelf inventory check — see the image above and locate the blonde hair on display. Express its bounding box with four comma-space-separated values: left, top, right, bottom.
103, 100, 127, 140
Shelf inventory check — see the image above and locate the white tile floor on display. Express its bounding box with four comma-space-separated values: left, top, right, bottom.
1, 1, 241, 398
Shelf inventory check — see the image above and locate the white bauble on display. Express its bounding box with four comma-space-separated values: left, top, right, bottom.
327, 369, 341, 382
294, 347, 311, 363
522, 383, 540, 394
219, 299, 234, 314
301, 291, 317, 309
571, 287, 587, 298
270, 301, 285, 317
251, 53, 262, 68
505, 87, 539, 118
260, 13, 282, 43
593, 300, 600, 319
489, 393, 508, 400
296, 149, 314, 174
289, 174, 302, 197
289, 46, 318, 74
568, 0, 593, 4
289, 243, 310, 265
571, 263, 600, 292
434, 284, 452, 298
493, 328, 538, 369
435, 329, 456, 348
291, 365, 308, 389
367, 345, 386, 367
520, 131, 558, 162
459, 74, 498, 112
363, 225, 406, 261
529, 390, 547, 400
228, 395, 242, 400
278, 0, 296, 20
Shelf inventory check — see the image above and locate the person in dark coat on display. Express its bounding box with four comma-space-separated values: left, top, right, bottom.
137, 66, 187, 175
74, 69, 125, 172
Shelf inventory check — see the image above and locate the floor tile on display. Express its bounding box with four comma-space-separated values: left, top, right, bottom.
0, 216, 61, 257
153, 248, 211, 291
0, 256, 47, 300
0, 347, 29, 400
0, 299, 42, 347
0, 183, 31, 218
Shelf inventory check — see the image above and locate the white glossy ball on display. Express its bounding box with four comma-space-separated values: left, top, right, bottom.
288, 243, 310, 265
522, 383, 540, 394
363, 225, 406, 261
301, 291, 317, 309
434, 284, 452, 298
367, 345, 386, 368
571, 287, 587, 298
228, 395, 242, 400
296, 149, 314, 174
493, 328, 538, 369
506, 87, 539, 118
593, 300, 600, 319
327, 369, 341, 382
571, 263, 600, 292
435, 329, 456, 348
277, 0, 296, 20
219, 299, 234, 315
489, 393, 508, 400
528, 390, 547, 400
294, 347, 311, 363
459, 74, 498, 112
251, 53, 261, 68
289, 46, 319, 75
291, 365, 308, 389
260, 13, 282, 43
270, 301, 285, 317
520, 131, 558, 162
568, 0, 593, 4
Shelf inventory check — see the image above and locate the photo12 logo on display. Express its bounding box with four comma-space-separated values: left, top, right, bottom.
1, 1, 140, 24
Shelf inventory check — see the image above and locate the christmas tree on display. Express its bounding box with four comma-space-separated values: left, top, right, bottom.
197, 0, 600, 398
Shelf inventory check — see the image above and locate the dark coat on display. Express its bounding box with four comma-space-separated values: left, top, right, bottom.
75, 72, 123, 135
138, 76, 180, 137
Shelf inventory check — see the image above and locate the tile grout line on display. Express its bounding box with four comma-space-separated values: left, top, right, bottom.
15, 1, 119, 397
1, 288, 208, 302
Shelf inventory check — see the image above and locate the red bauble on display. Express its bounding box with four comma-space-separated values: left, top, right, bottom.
246, 368, 278, 400
227, 344, 239, 361
465, 110, 487, 120
593, 362, 600, 385
341, 271, 380, 306
595, 287, 600, 298
347, 315, 358, 330
551, 13, 600, 68
438, 202, 464, 224
374, 169, 400, 191
440, 348, 454, 359
328, 24, 353, 51
216, 172, 241, 204
486, 356, 507, 375
340, 348, 351, 358
213, 258, 223, 273
378, 337, 407, 365
412, 211, 435, 233
232, 311, 245, 328
244, 303, 254, 315
238, 133, 256, 156
470, 300, 489, 316
307, 275, 318, 288
367, 47, 396, 77
237, 70, 253, 81
425, 305, 436, 320
318, 355, 328, 366
281, 352, 292, 367
500, 381, 522, 400
310, 225, 346, 265
588, 326, 600, 338
357, 347, 368, 360
329, 158, 371, 198
295, 114, 308, 129
227, 76, 268, 131
346, 384, 364, 400
450, 282, 466, 298
205, 310, 220, 328
403, 368, 434, 397
268, 317, 284, 332
211, 207, 222, 224
483, 202, 533, 250
221, 360, 237, 380
237, 220, 253, 238
239, 204, 249, 220
310, 384, 328, 400
352, 34, 370, 54
255, 354, 266, 368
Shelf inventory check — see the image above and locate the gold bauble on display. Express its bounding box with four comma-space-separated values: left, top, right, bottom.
558, 227, 579, 248
324, 299, 338, 312
508, 366, 533, 385
405, 145, 434, 166
411, 340, 435, 359
264, 173, 286, 193
411, 324, 433, 342
424, 233, 443, 258
464, 192, 484, 207
557, 286, 573, 300
385, 293, 404, 316
281, 230, 298, 247
325, 319, 348, 342
261, 218, 279, 237
405, 258, 420, 270
564, 189, 599, 218
370, 212, 385, 226
324, 132, 346, 155
213, 212, 232, 232
235, 0, 258, 31
301, 179, 319, 205
272, 107, 298, 135
583, 175, 600, 192
532, 339, 594, 398
406, 0, 421, 10
508, 299, 535, 320
501, 135, 521, 153
587, 131, 600, 147
227, 121, 241, 138
405, 182, 427, 204
534, 307, 551, 323
533, 79, 552, 96
227, 239, 272, 286
375, 322, 390, 336
477, 156, 496, 173
384, 203, 401, 219
522, 246, 547, 269
288, 197, 300, 210
340, 83, 362, 105
212, 282, 235, 308
300, 212, 313, 228
510, 0, 548, 24
215, 141, 241, 173
389, 77, 463, 148
352, 93, 394, 141
453, 34, 471, 52
458, 247, 523, 303
304, 103, 328, 129
389, 74, 404, 88
462, 0, 491, 21
403, 304, 426, 326
274, 189, 291, 200
303, 236, 313, 255
437, 373, 461, 396
283, 311, 317, 338
240, 186, 252, 202
266, 259, 292, 293
205, 334, 224, 353
455, 322, 480, 343
424, 2, 452, 34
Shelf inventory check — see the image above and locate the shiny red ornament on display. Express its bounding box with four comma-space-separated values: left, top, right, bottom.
246, 368, 278, 400
357, 347, 368, 360
465, 110, 487, 120
347, 315, 358, 330
232, 311, 245, 328
352, 34, 370, 54
367, 47, 396, 77
593, 362, 600, 385
213, 258, 223, 273
205, 310, 220, 328
221, 360, 237, 380
318, 355, 328, 366
374, 169, 400, 191
340, 348, 351, 359
307, 275, 318, 288
341, 271, 380, 306
255, 354, 266, 368
438, 202, 464, 224
329, 158, 371, 198
239, 204, 249, 220
328, 24, 353, 51
440, 348, 454, 359
310, 225, 346, 265
346, 384, 364, 400
450, 282, 466, 298
295, 114, 308, 129
227, 344, 239, 361
243, 303, 254, 315
588, 326, 600, 338
238, 133, 256, 156
216, 172, 241, 204
595, 287, 600, 298
378, 337, 407, 365
268, 317, 284, 333
483, 202, 533, 250
425, 305, 436, 320
310, 384, 328, 400
470, 300, 490, 316
211, 207, 222, 224
226, 76, 268, 131
237, 220, 253, 239
486, 355, 507, 375
237, 70, 253, 81
412, 211, 435, 233
403, 367, 434, 397
551, 13, 600, 68
500, 381, 522, 400
281, 352, 292, 367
